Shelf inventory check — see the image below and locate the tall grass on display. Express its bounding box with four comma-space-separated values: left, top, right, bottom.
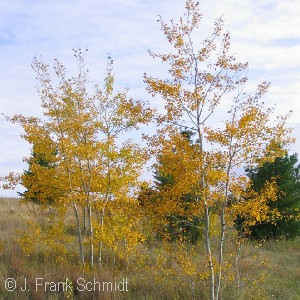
0, 197, 299, 299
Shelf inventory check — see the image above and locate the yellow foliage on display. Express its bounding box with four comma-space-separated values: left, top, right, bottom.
2, 50, 153, 267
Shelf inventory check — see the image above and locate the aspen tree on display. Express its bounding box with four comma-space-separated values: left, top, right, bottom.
2, 50, 153, 267
144, 1, 293, 298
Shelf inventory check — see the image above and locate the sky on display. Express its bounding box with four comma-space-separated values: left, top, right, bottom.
1, 0, 300, 197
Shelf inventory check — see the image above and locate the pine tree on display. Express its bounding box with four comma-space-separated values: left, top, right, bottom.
245, 152, 300, 239
153, 130, 203, 243
18, 145, 60, 204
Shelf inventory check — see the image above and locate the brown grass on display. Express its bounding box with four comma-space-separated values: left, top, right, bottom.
0, 197, 299, 299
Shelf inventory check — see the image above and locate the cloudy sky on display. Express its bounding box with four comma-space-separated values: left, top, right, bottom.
1, 0, 300, 197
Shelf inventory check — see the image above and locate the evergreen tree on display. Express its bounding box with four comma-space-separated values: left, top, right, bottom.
142, 130, 203, 243
245, 152, 300, 239
18, 145, 60, 204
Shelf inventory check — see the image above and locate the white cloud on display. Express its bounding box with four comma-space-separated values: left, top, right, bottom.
232, 43, 300, 70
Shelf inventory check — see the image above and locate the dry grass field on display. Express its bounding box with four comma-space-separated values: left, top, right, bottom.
0, 197, 299, 299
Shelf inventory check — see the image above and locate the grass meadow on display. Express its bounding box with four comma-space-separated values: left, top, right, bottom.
0, 197, 299, 299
